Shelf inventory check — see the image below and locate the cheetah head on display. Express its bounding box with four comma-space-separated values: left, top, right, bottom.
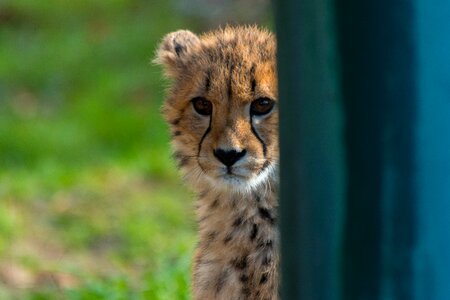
155, 26, 278, 193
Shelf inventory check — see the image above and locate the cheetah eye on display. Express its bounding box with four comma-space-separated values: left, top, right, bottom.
191, 97, 212, 116
250, 97, 275, 116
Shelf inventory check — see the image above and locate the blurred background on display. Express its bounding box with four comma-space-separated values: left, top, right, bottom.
0, 0, 271, 299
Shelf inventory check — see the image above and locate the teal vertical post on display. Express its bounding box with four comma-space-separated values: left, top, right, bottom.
336, 0, 417, 299
274, 0, 344, 299
336, 0, 450, 299
414, 0, 450, 298
276, 0, 450, 298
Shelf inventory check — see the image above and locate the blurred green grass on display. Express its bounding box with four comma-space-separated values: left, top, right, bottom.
0, 0, 199, 298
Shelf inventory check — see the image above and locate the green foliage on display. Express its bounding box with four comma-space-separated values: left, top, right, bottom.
0, 0, 197, 298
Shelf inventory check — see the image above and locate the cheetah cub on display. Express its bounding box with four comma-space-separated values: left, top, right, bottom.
156, 26, 279, 300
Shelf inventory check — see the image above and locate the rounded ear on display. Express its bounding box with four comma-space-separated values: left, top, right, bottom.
154, 30, 200, 78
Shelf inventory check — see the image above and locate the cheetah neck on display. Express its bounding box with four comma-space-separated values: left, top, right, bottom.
192, 179, 279, 300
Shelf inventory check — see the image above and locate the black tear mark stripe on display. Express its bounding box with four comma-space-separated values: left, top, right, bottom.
250, 115, 268, 157
198, 115, 212, 156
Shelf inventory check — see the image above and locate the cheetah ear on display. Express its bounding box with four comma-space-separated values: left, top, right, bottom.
154, 30, 200, 78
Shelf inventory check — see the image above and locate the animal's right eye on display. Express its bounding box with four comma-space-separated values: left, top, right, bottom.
250, 97, 275, 116
192, 97, 212, 116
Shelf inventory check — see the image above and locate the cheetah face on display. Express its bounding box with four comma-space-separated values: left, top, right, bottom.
156, 27, 278, 193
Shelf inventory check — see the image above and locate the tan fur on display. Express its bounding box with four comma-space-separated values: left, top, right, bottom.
155, 26, 279, 300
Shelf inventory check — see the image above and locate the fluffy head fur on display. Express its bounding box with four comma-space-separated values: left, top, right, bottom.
155, 26, 278, 194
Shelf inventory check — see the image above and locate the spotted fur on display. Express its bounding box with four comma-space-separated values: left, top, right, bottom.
155, 26, 279, 300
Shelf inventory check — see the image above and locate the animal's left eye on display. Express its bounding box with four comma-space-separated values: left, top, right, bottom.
250, 97, 275, 116
192, 97, 212, 116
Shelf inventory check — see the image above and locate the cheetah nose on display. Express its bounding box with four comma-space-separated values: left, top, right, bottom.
213, 148, 247, 167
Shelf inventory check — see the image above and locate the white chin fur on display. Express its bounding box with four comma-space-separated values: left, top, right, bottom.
199, 163, 277, 195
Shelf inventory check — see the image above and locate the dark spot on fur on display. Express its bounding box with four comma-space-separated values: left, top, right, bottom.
231, 197, 238, 209
197, 231, 217, 249
239, 274, 249, 283
254, 193, 261, 203
170, 117, 181, 126
242, 287, 251, 297
260, 273, 269, 284
172, 151, 182, 160
233, 217, 243, 227
262, 253, 272, 266
232, 256, 247, 270
206, 231, 217, 244
172, 130, 181, 137
224, 234, 232, 244
209, 198, 219, 209
250, 223, 258, 240
177, 157, 189, 168
174, 42, 184, 56
258, 240, 273, 249
259, 207, 275, 224
198, 214, 210, 223
173, 151, 189, 168
215, 269, 229, 294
